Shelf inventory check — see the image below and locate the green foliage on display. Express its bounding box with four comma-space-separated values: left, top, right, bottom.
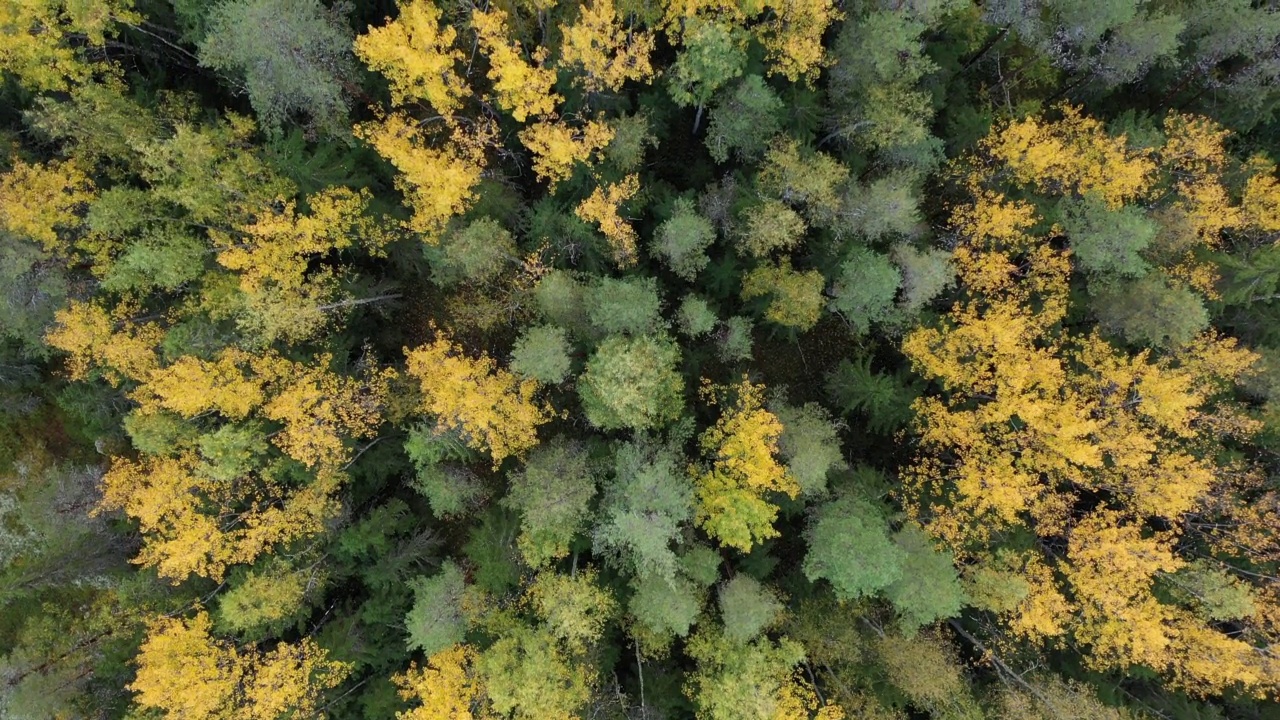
586, 275, 664, 335
773, 401, 846, 496
829, 247, 902, 334
741, 260, 826, 331
1061, 195, 1156, 277
433, 217, 517, 286
738, 199, 806, 257
197, 422, 268, 482
529, 570, 617, 648
199, 0, 357, 135
463, 508, 522, 593
684, 627, 807, 720
705, 75, 784, 164
837, 174, 925, 242
884, 525, 966, 632
216, 559, 318, 639
825, 355, 919, 434
653, 197, 716, 280
718, 574, 783, 642
534, 269, 590, 332
403, 425, 484, 518
478, 624, 592, 719
594, 438, 694, 580
504, 438, 598, 567
667, 18, 747, 110
578, 334, 685, 430
1092, 273, 1209, 347
677, 295, 719, 337
404, 560, 467, 655
510, 324, 572, 384
804, 494, 904, 601
892, 243, 953, 314
717, 315, 754, 363
1165, 561, 1257, 622
628, 573, 704, 646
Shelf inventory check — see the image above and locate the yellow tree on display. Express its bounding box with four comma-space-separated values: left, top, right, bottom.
903, 107, 1280, 696
395, 645, 497, 720
518, 117, 615, 186
405, 330, 551, 465
355, 112, 491, 240
45, 300, 162, 384
0, 158, 95, 252
354, 0, 470, 113
131, 611, 349, 719
557, 0, 656, 93
472, 8, 561, 122
693, 379, 800, 553
0, 0, 140, 91
575, 173, 641, 266
755, 0, 841, 84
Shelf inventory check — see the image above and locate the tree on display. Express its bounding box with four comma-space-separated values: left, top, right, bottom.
593, 438, 694, 579
883, 525, 966, 632
0, 158, 95, 253
354, 0, 469, 113
738, 199, 806, 257
755, 0, 841, 83
406, 561, 468, 656
578, 334, 685, 430
827, 11, 937, 156
472, 8, 561, 122
741, 259, 826, 332
628, 573, 705, 652
394, 644, 497, 720
773, 401, 846, 496
0, 0, 140, 91
653, 197, 717, 280
705, 75, 784, 164
585, 275, 665, 335
828, 247, 901, 335
685, 626, 844, 720
719, 574, 784, 642
1091, 273, 1209, 348
757, 138, 848, 225
519, 117, 615, 186
528, 569, 618, 649
504, 438, 598, 566
666, 17, 748, 125
355, 112, 490, 239
476, 624, 593, 720
576, 173, 642, 266
558, 0, 656, 93
803, 494, 903, 601
199, 0, 357, 135
404, 331, 551, 465
510, 325, 573, 384
130, 611, 349, 719
678, 295, 719, 337
433, 217, 518, 287
693, 379, 800, 552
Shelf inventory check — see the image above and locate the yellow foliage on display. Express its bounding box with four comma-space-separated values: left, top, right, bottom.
45, 300, 162, 384
755, 0, 841, 83
405, 331, 550, 465
0, 0, 140, 91
0, 158, 95, 252
356, 112, 490, 240
559, 0, 656, 92
518, 117, 615, 186
131, 611, 349, 719
693, 379, 800, 552
354, 0, 469, 112
218, 187, 390, 293
575, 173, 641, 266
1161, 115, 1242, 240
136, 348, 269, 420
98, 452, 341, 581
984, 105, 1155, 208
472, 8, 561, 122
395, 645, 496, 720
1242, 157, 1280, 233
261, 359, 389, 468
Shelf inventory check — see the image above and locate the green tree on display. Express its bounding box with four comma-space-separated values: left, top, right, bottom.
678, 295, 719, 337
653, 198, 716, 280
578, 334, 685, 430
586, 275, 664, 335
510, 325, 573, 384
432, 217, 518, 286
667, 18, 748, 127
593, 439, 694, 580
741, 260, 825, 332
829, 246, 902, 334
1061, 194, 1156, 277
199, 0, 357, 135
1091, 273, 1209, 347
478, 624, 592, 719
883, 525, 966, 632
803, 494, 904, 601
405, 560, 468, 656
705, 75, 784, 164
504, 438, 598, 567
773, 401, 847, 497
718, 575, 783, 642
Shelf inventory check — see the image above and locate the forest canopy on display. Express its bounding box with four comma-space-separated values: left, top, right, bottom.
3, 0, 1280, 718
